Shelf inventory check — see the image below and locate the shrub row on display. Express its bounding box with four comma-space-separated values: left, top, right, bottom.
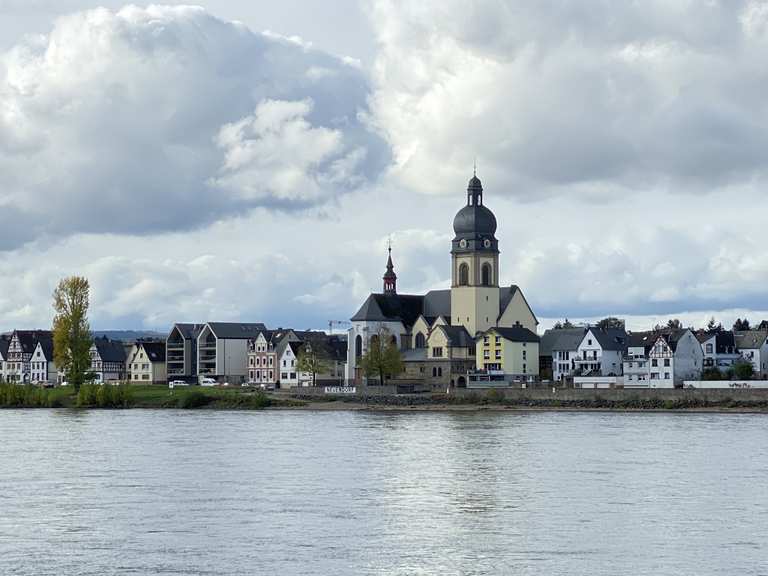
76, 384, 133, 408
0, 384, 60, 408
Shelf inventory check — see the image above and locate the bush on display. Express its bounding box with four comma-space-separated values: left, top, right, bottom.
77, 383, 133, 408
178, 390, 213, 409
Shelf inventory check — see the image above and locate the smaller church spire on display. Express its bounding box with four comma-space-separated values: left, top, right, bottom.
383, 239, 397, 295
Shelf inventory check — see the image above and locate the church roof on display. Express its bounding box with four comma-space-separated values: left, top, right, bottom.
438, 325, 474, 348
351, 286, 536, 328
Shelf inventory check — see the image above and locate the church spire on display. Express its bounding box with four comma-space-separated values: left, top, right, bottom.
383, 239, 397, 295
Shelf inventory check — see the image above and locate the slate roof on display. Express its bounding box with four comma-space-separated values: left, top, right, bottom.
170, 323, 204, 341
208, 322, 267, 340
489, 326, 540, 343
659, 329, 691, 352
35, 332, 54, 359
0, 336, 10, 359
735, 330, 768, 350
439, 325, 474, 348
540, 328, 586, 356
627, 331, 657, 351
141, 341, 166, 362
94, 337, 127, 363
13, 330, 53, 354
587, 327, 628, 351
351, 285, 537, 328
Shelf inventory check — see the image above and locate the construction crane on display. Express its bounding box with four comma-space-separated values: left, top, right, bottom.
328, 320, 351, 335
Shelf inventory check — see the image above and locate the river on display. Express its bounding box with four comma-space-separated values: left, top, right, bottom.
0, 409, 766, 575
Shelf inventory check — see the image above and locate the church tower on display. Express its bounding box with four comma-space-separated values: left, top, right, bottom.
383, 243, 397, 295
450, 173, 500, 335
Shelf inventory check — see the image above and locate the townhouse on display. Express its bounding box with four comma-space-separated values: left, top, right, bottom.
127, 341, 167, 384
624, 329, 703, 388
30, 333, 57, 384
0, 335, 10, 382
5, 330, 53, 383
697, 331, 741, 373
90, 337, 127, 383
470, 326, 539, 386
734, 331, 768, 377
540, 328, 586, 382
166, 323, 204, 380
197, 322, 267, 384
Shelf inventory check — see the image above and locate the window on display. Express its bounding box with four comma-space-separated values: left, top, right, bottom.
142, 364, 149, 370
432, 347, 443, 357
495, 350, 501, 359
250, 370, 254, 379
495, 336, 501, 345
483, 350, 490, 359
483, 336, 489, 345
664, 359, 670, 367
706, 343, 713, 354
522, 350, 527, 360
481, 263, 492, 286
588, 339, 592, 345
459, 263, 469, 286
664, 373, 670, 379
432, 367, 437, 377
290, 373, 296, 379
281, 372, 288, 379
269, 358, 273, 366
415, 333, 426, 348
523, 363, 526, 373
249, 358, 254, 367
652, 359, 658, 367
437, 367, 443, 377
355, 335, 363, 358
142, 374, 149, 380
269, 371, 273, 379
651, 373, 659, 380
283, 360, 287, 367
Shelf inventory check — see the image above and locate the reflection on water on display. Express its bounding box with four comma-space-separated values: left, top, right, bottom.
0, 410, 766, 575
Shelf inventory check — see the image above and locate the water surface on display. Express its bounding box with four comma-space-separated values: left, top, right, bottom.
0, 410, 766, 575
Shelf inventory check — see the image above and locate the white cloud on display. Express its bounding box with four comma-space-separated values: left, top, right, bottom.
0, 5, 388, 249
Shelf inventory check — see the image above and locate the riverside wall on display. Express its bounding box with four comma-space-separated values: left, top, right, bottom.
285, 385, 768, 403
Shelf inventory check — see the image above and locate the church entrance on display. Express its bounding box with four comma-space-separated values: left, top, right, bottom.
457, 376, 467, 388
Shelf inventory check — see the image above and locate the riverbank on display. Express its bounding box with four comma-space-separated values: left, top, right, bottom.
3, 384, 768, 412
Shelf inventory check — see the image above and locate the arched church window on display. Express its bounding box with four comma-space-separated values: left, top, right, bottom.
415, 332, 426, 348
459, 263, 469, 286
355, 335, 362, 358
481, 263, 492, 286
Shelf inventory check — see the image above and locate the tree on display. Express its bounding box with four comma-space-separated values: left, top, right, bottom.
733, 359, 754, 380
553, 318, 575, 330
596, 317, 625, 331
733, 318, 751, 332
706, 317, 723, 333
296, 337, 331, 387
360, 328, 404, 386
52, 276, 93, 392
666, 319, 683, 330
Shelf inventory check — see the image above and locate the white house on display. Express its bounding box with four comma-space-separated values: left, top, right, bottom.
197, 322, 267, 384
697, 331, 740, 373
5, 330, 53, 384
30, 337, 57, 384
127, 341, 167, 385
277, 340, 302, 388
90, 337, 127, 383
545, 328, 586, 382
624, 329, 703, 388
573, 327, 627, 389
735, 331, 768, 377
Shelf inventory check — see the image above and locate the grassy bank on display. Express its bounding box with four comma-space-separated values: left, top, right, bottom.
292, 391, 768, 411
0, 384, 297, 410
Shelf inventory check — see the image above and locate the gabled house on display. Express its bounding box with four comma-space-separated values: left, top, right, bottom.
575, 327, 627, 377
5, 330, 53, 383
624, 329, 703, 388
127, 341, 167, 384
471, 325, 539, 386
166, 323, 204, 380
247, 329, 282, 386
424, 324, 475, 387
697, 331, 741, 372
30, 333, 56, 384
541, 328, 587, 382
735, 331, 768, 377
277, 340, 302, 388
0, 335, 10, 382
90, 337, 127, 383
197, 322, 267, 384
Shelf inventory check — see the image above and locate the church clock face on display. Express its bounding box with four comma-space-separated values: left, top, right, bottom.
459, 239, 467, 249
483, 238, 491, 248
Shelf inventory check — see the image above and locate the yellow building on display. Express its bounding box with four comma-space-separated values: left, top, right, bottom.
476, 326, 540, 377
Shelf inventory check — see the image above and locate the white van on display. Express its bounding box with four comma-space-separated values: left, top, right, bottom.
200, 377, 217, 387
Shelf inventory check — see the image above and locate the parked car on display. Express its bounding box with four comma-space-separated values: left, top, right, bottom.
200, 377, 217, 387
259, 383, 275, 391
168, 380, 188, 389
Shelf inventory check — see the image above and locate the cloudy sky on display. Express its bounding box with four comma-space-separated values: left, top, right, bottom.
2, 0, 768, 333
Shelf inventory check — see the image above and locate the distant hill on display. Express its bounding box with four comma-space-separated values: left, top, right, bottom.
91, 330, 166, 342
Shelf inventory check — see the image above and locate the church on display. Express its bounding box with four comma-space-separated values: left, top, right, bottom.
346, 173, 538, 387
